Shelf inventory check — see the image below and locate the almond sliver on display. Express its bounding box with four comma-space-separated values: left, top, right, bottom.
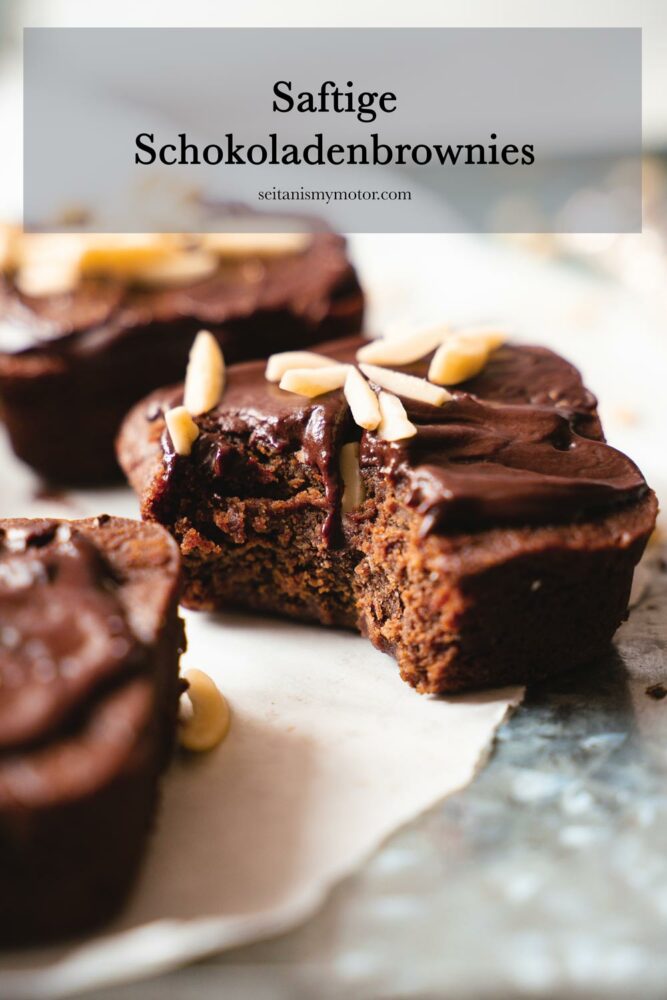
179, 669, 231, 752
456, 327, 507, 352
18, 233, 87, 269
132, 250, 217, 288
266, 351, 337, 383
344, 367, 381, 430
183, 330, 225, 415
377, 392, 417, 441
339, 441, 365, 513
165, 406, 199, 456
15, 259, 80, 297
0, 224, 19, 272
359, 363, 452, 407
202, 231, 311, 258
79, 233, 178, 276
356, 325, 451, 366
279, 364, 349, 397
428, 339, 489, 386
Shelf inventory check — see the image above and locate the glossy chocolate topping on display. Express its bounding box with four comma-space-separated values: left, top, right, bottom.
157, 335, 647, 536
0, 231, 357, 356
0, 520, 143, 754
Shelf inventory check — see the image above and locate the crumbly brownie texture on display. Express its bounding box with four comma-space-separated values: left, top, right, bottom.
118, 336, 657, 694
0, 231, 363, 484
0, 516, 183, 944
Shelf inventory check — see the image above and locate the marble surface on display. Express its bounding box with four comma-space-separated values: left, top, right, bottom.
89, 540, 667, 1000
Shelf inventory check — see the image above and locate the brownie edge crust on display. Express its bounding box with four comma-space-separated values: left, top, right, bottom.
118, 337, 656, 695
0, 516, 183, 945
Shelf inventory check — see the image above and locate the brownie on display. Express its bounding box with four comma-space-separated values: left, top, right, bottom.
0, 515, 183, 944
0, 228, 363, 484
117, 336, 657, 694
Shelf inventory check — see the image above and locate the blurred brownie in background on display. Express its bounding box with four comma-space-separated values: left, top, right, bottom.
0, 221, 363, 483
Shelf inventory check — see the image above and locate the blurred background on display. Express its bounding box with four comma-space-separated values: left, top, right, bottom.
3, 1, 667, 300
3, 2, 667, 286
6, 0, 659, 497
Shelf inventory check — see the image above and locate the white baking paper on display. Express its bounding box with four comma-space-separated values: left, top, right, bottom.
0, 424, 522, 999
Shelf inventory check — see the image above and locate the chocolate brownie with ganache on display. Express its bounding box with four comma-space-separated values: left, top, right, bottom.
0, 515, 183, 944
0, 225, 363, 483
117, 334, 656, 695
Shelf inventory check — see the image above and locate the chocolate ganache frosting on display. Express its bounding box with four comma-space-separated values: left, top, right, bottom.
0, 520, 146, 799
157, 335, 647, 538
0, 232, 358, 358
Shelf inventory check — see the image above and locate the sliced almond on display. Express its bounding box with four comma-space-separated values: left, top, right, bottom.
78, 233, 180, 277
179, 669, 231, 752
17, 233, 88, 267
279, 364, 349, 398
266, 350, 336, 383
339, 441, 365, 513
0, 224, 19, 272
456, 327, 507, 352
15, 259, 80, 297
14, 233, 86, 295
165, 405, 199, 456
428, 338, 489, 386
377, 392, 418, 441
356, 324, 451, 366
131, 250, 218, 288
344, 367, 381, 430
183, 330, 225, 415
201, 231, 311, 259
359, 363, 452, 407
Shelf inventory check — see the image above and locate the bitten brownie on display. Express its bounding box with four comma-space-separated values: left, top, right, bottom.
117, 335, 657, 694
0, 515, 183, 944
0, 228, 363, 483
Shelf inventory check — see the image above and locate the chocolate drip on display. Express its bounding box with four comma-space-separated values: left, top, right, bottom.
160, 336, 647, 537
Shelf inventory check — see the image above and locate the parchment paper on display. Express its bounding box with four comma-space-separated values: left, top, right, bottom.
0, 421, 522, 999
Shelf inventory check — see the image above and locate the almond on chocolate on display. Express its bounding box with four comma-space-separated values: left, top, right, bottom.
0, 215, 363, 484
118, 335, 656, 695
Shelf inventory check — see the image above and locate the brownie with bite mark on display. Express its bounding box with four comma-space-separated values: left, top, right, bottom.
0, 515, 183, 944
117, 335, 656, 694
